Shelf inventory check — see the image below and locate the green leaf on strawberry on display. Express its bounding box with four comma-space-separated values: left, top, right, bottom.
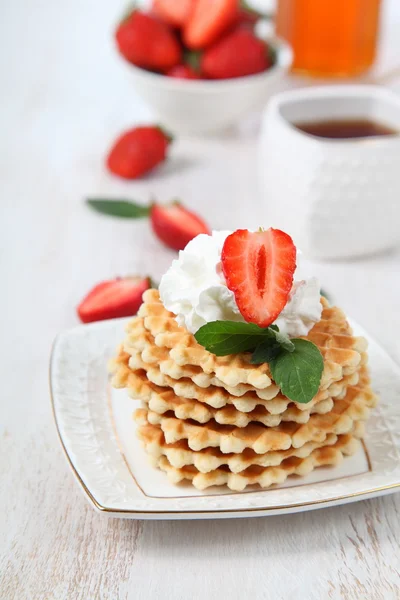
86, 199, 151, 218
184, 50, 203, 74
86, 197, 210, 251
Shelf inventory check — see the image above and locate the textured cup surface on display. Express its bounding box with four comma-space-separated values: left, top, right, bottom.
259, 86, 400, 259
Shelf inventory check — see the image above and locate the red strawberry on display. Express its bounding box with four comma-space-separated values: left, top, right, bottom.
184, 0, 238, 49
107, 126, 172, 180
153, 0, 195, 27
86, 198, 211, 251
234, 7, 259, 28
166, 64, 202, 79
77, 277, 150, 323
221, 229, 296, 328
201, 28, 271, 79
115, 11, 181, 70
150, 202, 210, 250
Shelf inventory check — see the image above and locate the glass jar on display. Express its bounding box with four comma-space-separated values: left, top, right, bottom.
275, 0, 382, 77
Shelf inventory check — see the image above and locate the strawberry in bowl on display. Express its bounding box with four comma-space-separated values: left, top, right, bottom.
114, 2, 292, 134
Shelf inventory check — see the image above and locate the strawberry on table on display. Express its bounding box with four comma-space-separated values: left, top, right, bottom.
107, 126, 172, 180
150, 202, 210, 250
77, 277, 151, 323
201, 28, 271, 79
184, 0, 238, 49
86, 198, 211, 251
153, 0, 195, 28
221, 228, 297, 328
115, 11, 181, 70
166, 64, 202, 79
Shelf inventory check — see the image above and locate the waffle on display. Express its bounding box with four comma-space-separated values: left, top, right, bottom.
154, 433, 361, 491
113, 355, 335, 426
126, 289, 368, 393
123, 319, 367, 401
111, 348, 361, 419
111, 288, 378, 492
137, 419, 365, 473
126, 346, 281, 401
134, 374, 376, 454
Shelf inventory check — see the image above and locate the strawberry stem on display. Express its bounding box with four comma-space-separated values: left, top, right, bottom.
148, 277, 159, 289
119, 2, 137, 25
184, 50, 202, 74
268, 45, 277, 66
156, 125, 174, 145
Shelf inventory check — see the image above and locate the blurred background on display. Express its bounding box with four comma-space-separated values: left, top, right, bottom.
2, 0, 399, 327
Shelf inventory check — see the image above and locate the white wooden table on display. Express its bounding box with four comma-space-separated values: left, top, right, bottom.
1, 1, 400, 598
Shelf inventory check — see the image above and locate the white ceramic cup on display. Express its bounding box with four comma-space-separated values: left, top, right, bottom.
259, 85, 400, 259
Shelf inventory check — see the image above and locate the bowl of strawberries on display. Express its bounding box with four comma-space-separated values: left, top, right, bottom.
115, 0, 292, 134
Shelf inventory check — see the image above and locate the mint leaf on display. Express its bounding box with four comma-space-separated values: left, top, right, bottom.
269, 339, 323, 404
195, 321, 275, 356
86, 199, 150, 219
195, 321, 296, 358
251, 340, 282, 364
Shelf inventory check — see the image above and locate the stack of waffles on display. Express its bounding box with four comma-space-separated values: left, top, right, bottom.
110, 289, 378, 491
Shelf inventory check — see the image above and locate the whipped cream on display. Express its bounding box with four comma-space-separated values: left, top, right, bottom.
159, 231, 322, 337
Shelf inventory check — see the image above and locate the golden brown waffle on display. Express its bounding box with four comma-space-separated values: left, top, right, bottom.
126, 346, 281, 401
134, 374, 376, 454
142, 364, 360, 412
123, 319, 367, 400
124, 316, 273, 390
153, 434, 361, 491
110, 288, 378, 492
124, 289, 367, 394
111, 348, 361, 420
137, 419, 365, 474
113, 356, 339, 426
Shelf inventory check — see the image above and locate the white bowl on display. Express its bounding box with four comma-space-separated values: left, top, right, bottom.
259, 85, 400, 259
125, 37, 292, 135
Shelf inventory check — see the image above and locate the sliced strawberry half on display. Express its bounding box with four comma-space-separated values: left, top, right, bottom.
150, 202, 211, 250
184, 0, 238, 49
77, 277, 151, 323
221, 229, 296, 328
153, 0, 196, 27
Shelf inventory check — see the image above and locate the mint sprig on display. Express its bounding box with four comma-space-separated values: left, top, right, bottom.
194, 321, 323, 404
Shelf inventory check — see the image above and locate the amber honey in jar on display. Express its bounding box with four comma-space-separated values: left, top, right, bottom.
275, 0, 382, 77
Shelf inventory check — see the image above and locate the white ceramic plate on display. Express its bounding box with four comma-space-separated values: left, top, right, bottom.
50, 318, 400, 519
